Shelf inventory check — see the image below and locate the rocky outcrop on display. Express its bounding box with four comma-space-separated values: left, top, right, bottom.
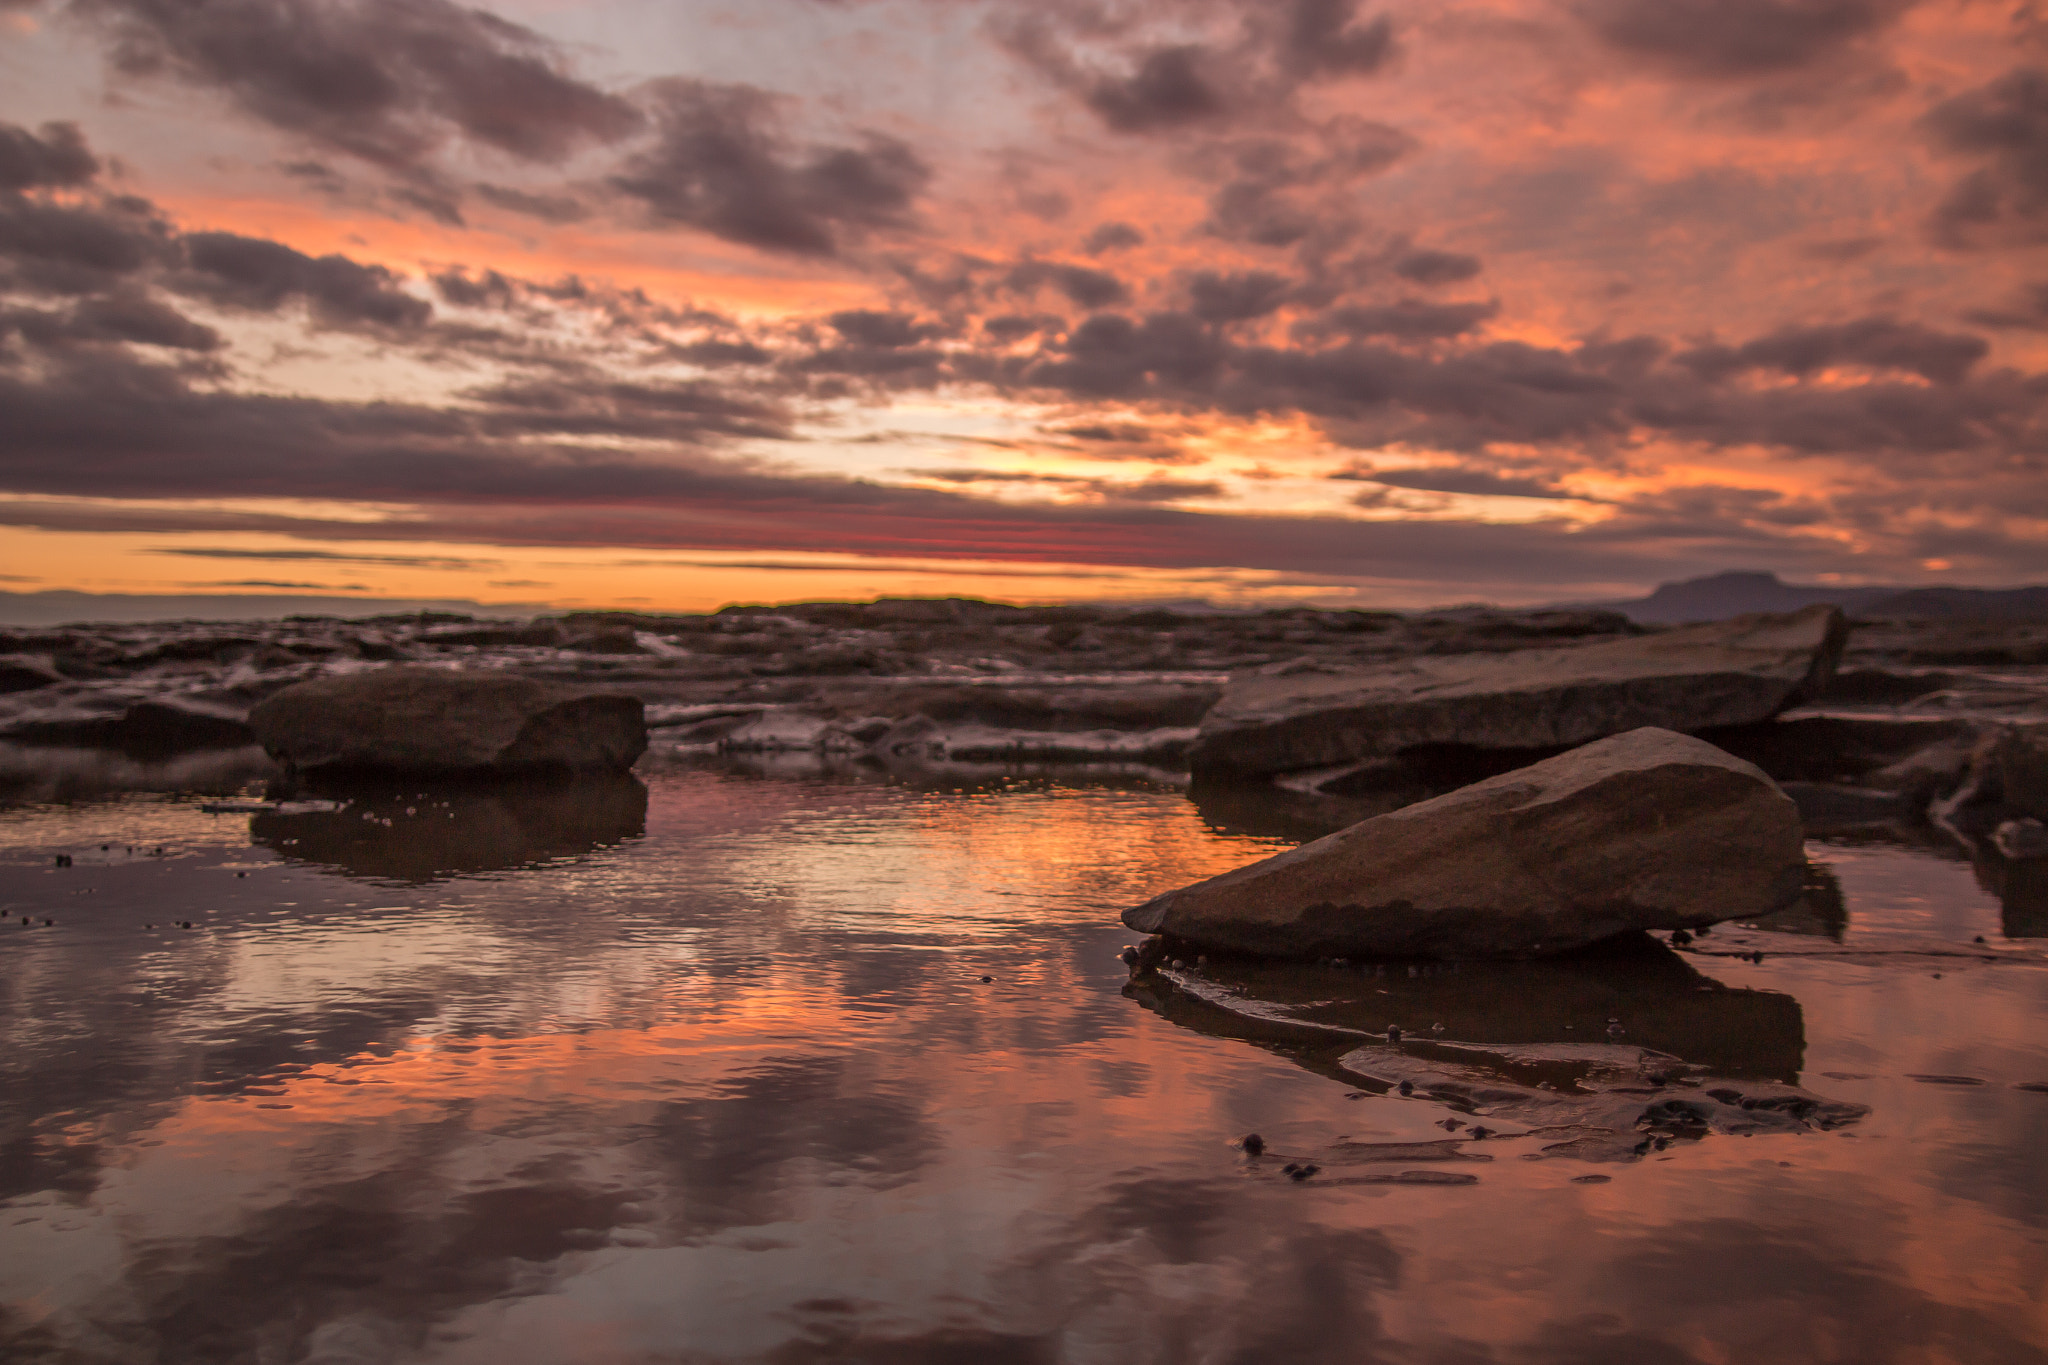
249, 667, 646, 776
2, 699, 255, 760
0, 654, 64, 693
1126, 727, 1805, 959
1189, 605, 1848, 778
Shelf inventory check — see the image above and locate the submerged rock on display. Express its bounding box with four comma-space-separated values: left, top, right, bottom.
249, 667, 646, 776
1190, 605, 1847, 778
1126, 727, 1804, 959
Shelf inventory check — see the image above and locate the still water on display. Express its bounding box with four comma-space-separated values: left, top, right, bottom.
2, 756, 2045, 1364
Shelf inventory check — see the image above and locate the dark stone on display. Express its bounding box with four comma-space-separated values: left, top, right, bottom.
1128, 728, 1805, 960
0, 654, 65, 693
249, 668, 646, 777
3, 699, 255, 760
1191, 607, 1847, 778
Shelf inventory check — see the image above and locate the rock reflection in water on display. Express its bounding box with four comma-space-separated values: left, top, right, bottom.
1747, 860, 1851, 939
1133, 937, 1870, 1167
1135, 934, 1806, 1082
1974, 849, 2048, 938
250, 773, 648, 882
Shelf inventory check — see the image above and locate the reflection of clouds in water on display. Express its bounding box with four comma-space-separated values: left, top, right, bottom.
0, 772, 2044, 1362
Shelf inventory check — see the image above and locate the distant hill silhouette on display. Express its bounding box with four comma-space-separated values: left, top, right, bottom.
1611, 572, 2048, 623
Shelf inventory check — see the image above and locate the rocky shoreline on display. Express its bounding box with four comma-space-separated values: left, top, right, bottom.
3, 596, 2045, 951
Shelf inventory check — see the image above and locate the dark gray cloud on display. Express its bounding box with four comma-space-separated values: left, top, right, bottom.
1964, 281, 2048, 331
1276, 0, 1397, 79
152, 547, 486, 567
827, 310, 940, 348
1393, 249, 1483, 286
1346, 465, 1573, 500
1311, 298, 1500, 341
0, 122, 99, 191
1676, 315, 1988, 385
1202, 121, 1415, 249
1186, 269, 1292, 323
908, 467, 1223, 502
177, 231, 432, 330
1004, 0, 1401, 141
1006, 260, 1129, 309
1082, 221, 1145, 254
4, 291, 221, 352
1921, 67, 2048, 250
611, 79, 930, 256
1576, 0, 1914, 79
73, 0, 642, 174
0, 190, 180, 295
1085, 46, 1226, 133
473, 183, 590, 224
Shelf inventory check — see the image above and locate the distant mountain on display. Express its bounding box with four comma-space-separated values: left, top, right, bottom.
1609, 572, 2048, 624
0, 590, 546, 627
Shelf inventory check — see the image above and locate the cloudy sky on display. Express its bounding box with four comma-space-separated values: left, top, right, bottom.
0, 0, 2042, 610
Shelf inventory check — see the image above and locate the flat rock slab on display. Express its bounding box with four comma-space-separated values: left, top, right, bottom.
3, 699, 255, 760
1127, 727, 1805, 959
1190, 605, 1847, 777
250, 667, 646, 777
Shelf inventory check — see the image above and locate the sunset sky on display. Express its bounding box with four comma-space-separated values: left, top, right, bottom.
0, 0, 2043, 611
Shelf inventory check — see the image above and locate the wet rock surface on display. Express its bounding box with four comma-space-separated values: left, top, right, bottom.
1189, 605, 1847, 778
0, 697, 254, 760
250, 668, 647, 777
1128, 728, 1805, 959
0, 599, 2041, 836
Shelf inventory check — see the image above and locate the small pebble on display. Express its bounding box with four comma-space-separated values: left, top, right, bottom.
1431, 1022, 1444, 1033
53, 854, 72, 868
1468, 1126, 1492, 1140
1398, 1080, 1414, 1096
1670, 928, 1693, 946
1386, 1025, 1403, 1042
1571, 1174, 1611, 1184
1171, 959, 1185, 969
1240, 1133, 1265, 1156
236, 871, 248, 879
979, 975, 994, 984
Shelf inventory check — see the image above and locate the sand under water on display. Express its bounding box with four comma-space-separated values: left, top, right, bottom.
1, 745, 2045, 1365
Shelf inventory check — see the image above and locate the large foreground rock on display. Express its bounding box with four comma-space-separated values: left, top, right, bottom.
1190, 605, 1847, 777
250, 668, 646, 776
1127, 727, 1804, 959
